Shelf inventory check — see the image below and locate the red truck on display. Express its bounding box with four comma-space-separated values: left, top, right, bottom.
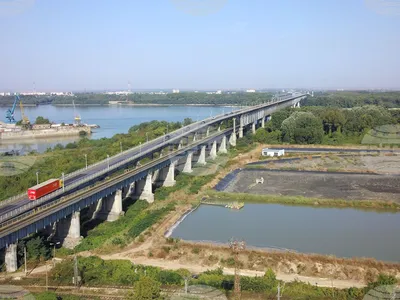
27, 179, 63, 200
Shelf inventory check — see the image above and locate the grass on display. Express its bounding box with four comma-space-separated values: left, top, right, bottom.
75, 201, 175, 252
206, 190, 400, 211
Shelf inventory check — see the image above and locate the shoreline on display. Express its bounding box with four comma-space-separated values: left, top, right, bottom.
0, 128, 91, 141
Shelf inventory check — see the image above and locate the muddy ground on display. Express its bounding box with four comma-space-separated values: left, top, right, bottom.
225, 170, 400, 202
257, 155, 400, 175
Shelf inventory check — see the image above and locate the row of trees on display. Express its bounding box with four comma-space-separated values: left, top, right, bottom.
303, 91, 400, 108
50, 92, 275, 106
44, 256, 396, 300
254, 105, 397, 145
1, 91, 399, 108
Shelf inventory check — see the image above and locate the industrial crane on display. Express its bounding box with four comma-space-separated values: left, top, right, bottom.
19, 98, 31, 129
5, 95, 19, 123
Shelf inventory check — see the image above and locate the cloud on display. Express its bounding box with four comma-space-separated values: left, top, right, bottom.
170, 0, 228, 16
0, 0, 35, 17
364, 0, 400, 16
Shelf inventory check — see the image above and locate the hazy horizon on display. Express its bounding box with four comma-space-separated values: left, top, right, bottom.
1, 0, 399, 91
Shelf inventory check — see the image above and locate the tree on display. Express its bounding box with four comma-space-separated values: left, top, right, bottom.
35, 116, 50, 124
320, 108, 346, 135
183, 118, 193, 126
270, 108, 292, 131
128, 276, 162, 300
281, 112, 323, 144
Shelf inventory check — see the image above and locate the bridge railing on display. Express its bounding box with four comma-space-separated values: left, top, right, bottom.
0, 124, 231, 223
0, 128, 233, 227
0, 94, 304, 212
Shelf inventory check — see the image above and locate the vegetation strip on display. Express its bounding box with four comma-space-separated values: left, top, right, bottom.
206, 190, 400, 211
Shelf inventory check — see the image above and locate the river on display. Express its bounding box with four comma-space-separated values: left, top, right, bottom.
0, 105, 237, 153
170, 204, 400, 262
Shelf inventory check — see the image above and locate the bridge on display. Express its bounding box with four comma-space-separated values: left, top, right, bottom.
0, 93, 306, 272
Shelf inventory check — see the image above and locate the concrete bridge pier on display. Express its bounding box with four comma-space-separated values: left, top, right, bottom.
206, 127, 210, 137
209, 141, 217, 160
136, 174, 154, 203
163, 162, 176, 187
96, 190, 124, 222
59, 212, 82, 249
193, 133, 197, 142
229, 132, 237, 147
219, 135, 227, 154
183, 151, 193, 173
252, 122, 256, 134
5, 244, 17, 272
261, 117, 265, 128
238, 127, 244, 138
127, 182, 136, 197
197, 145, 207, 165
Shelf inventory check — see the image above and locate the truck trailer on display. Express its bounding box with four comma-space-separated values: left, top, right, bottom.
27, 178, 63, 200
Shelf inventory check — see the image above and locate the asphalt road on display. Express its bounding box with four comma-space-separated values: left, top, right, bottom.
0, 95, 303, 219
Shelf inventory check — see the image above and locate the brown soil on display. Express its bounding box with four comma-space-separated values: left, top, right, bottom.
258, 155, 400, 175
226, 170, 400, 202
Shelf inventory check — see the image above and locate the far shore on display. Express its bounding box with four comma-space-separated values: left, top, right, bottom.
52, 103, 241, 107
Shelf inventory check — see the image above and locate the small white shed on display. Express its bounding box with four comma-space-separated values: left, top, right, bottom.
262, 148, 285, 157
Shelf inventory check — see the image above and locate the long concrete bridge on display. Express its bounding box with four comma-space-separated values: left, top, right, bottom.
0, 93, 306, 272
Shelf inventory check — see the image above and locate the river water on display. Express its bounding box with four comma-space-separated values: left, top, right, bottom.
170, 204, 400, 262
0, 105, 237, 153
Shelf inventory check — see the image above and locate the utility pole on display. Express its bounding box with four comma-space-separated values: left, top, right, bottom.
277, 282, 285, 300
45, 262, 48, 291
229, 238, 245, 300
73, 255, 79, 289
277, 282, 280, 300
24, 247, 27, 275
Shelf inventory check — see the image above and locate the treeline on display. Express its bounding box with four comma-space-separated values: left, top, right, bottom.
0, 95, 56, 106
52, 92, 274, 106
0, 120, 191, 201
43, 256, 396, 300
254, 105, 398, 145
303, 91, 400, 108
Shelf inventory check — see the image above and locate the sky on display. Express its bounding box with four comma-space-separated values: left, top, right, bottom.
0, 0, 400, 91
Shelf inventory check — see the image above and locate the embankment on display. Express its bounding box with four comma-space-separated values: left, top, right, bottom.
0, 126, 91, 141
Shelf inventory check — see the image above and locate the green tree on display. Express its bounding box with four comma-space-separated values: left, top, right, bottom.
35, 116, 50, 124
281, 112, 323, 144
320, 108, 346, 135
183, 118, 193, 126
128, 276, 162, 300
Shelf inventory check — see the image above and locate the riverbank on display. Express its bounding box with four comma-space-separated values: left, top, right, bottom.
0, 126, 91, 141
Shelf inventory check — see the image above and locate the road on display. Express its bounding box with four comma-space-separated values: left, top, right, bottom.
0, 95, 304, 222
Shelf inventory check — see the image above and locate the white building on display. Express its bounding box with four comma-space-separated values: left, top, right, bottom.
172, 89, 180, 94
216, 90, 222, 94
246, 89, 256, 93
262, 148, 285, 157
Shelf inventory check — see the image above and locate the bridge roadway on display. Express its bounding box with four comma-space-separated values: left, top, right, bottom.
0, 127, 236, 247
0, 93, 305, 223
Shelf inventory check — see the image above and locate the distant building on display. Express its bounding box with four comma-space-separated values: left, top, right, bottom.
216, 90, 222, 94
20, 92, 46, 96
105, 91, 133, 95
246, 89, 256, 93
172, 89, 180, 94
